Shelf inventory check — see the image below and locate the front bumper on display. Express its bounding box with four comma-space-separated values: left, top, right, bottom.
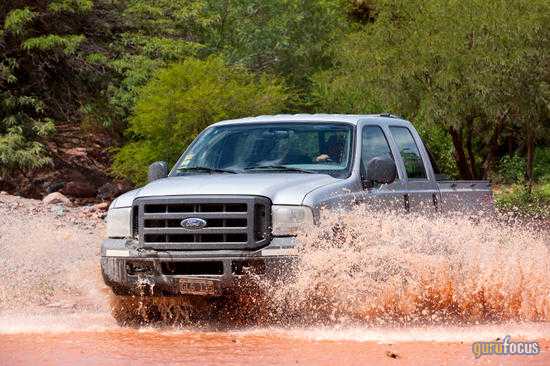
100, 238, 297, 297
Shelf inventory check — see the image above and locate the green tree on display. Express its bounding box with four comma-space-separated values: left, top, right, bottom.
314, 0, 549, 180
0, 0, 120, 173
103, 0, 214, 125
112, 57, 289, 184
106, 0, 344, 120
209, 0, 345, 91
88, 0, 345, 130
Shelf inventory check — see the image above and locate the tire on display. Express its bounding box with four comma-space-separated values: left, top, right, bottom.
109, 294, 216, 327
109, 295, 160, 327
110, 284, 132, 296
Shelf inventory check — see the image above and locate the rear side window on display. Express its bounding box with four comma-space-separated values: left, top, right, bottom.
362, 126, 394, 165
389, 126, 427, 179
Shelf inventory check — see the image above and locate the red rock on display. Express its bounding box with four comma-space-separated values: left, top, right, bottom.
42, 192, 71, 205
93, 202, 109, 211
64, 147, 87, 157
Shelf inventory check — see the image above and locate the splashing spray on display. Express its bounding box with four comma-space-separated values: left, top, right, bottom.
256, 207, 550, 326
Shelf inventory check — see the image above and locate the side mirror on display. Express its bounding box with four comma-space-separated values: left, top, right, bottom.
364, 157, 397, 187
148, 161, 168, 182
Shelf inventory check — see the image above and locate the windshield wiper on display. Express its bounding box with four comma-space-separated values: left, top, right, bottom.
176, 166, 237, 174
244, 165, 314, 174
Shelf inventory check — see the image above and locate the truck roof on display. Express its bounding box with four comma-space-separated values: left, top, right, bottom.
212, 113, 411, 127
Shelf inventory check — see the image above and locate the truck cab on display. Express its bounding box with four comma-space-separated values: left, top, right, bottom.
101, 114, 492, 299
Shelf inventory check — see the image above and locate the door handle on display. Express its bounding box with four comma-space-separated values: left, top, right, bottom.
432, 193, 439, 211
404, 194, 410, 212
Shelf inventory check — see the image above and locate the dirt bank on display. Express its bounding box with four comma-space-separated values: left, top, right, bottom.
0, 124, 132, 203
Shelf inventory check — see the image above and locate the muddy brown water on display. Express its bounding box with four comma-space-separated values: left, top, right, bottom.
1, 195, 549, 365
2, 308, 550, 366
2, 318, 550, 365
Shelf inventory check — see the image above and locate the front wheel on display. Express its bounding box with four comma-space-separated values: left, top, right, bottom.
109, 294, 217, 327
109, 295, 159, 327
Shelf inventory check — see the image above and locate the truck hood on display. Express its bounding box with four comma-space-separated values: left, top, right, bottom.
112, 173, 339, 208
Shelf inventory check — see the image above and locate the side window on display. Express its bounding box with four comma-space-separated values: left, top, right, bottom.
361, 125, 394, 165
389, 126, 427, 179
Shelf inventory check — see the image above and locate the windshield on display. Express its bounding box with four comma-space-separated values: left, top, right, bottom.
173, 123, 354, 178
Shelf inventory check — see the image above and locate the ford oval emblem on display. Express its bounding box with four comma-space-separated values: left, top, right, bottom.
180, 217, 207, 230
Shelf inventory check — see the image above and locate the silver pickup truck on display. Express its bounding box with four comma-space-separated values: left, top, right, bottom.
101, 114, 492, 300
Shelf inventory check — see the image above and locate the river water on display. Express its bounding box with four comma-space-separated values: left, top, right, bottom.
1, 196, 549, 365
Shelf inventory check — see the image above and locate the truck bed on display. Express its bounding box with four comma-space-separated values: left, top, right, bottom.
437, 180, 493, 213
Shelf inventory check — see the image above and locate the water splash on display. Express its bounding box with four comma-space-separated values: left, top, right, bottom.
0, 195, 111, 330
1, 195, 549, 331
257, 207, 550, 325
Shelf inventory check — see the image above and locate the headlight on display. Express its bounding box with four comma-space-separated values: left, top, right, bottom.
106, 207, 132, 238
271, 205, 314, 236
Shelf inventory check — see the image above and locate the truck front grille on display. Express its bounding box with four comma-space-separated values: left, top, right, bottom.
133, 196, 271, 250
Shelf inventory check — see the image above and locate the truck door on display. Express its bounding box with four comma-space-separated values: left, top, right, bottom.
388, 126, 440, 213
357, 125, 408, 212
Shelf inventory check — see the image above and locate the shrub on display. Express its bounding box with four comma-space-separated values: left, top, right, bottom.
495, 184, 549, 219
533, 147, 550, 182
496, 154, 526, 184
0, 92, 54, 175
112, 57, 290, 185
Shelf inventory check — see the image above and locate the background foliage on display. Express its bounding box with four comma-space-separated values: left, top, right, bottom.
112, 56, 288, 184
1, 0, 549, 211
